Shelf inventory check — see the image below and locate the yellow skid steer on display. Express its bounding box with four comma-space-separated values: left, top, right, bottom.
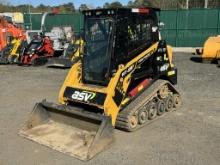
19, 7, 181, 161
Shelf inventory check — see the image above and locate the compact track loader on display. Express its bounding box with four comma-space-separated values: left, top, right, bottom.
19, 35, 54, 66
195, 35, 220, 65
20, 8, 181, 161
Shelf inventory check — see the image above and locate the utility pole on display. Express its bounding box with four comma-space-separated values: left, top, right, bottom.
204, 0, 208, 8
28, 2, 32, 30
186, 0, 189, 9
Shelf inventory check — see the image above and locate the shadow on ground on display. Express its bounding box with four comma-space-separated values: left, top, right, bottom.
190, 56, 219, 67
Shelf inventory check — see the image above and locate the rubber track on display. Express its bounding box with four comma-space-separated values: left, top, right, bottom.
32, 56, 49, 66
115, 79, 180, 132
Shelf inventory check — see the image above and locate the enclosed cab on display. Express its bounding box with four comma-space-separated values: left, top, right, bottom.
82, 8, 161, 85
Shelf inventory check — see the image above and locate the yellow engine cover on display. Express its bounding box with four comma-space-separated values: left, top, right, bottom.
202, 35, 220, 60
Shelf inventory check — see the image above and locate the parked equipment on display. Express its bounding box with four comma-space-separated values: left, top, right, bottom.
0, 16, 25, 51
19, 35, 54, 66
196, 35, 220, 65
20, 8, 181, 161
25, 12, 57, 44
0, 37, 27, 64
22, 11, 75, 66
45, 26, 74, 54
46, 37, 84, 68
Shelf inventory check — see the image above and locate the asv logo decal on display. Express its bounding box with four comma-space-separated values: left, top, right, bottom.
71, 91, 96, 102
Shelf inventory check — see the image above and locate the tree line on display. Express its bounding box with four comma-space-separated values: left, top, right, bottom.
0, 0, 220, 13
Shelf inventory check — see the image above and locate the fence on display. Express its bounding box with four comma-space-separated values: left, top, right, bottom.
159, 8, 220, 47
23, 13, 83, 34
23, 9, 220, 47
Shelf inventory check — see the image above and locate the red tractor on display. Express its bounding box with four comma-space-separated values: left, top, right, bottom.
19, 35, 54, 66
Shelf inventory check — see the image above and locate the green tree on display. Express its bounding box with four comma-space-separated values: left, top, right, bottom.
16, 4, 32, 12
209, 0, 220, 8
37, 4, 49, 12
79, 4, 89, 11
103, 2, 110, 8
62, 2, 75, 13
128, 0, 161, 7
58, 5, 66, 13
109, 1, 123, 8
127, 0, 189, 9
103, 1, 123, 8
127, 1, 135, 7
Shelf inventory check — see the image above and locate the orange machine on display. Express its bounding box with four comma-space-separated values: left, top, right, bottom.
0, 16, 25, 50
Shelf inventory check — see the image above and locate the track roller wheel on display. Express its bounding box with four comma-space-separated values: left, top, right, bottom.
173, 94, 181, 108
147, 100, 157, 120
128, 115, 138, 130
157, 100, 165, 116
164, 95, 174, 112
138, 106, 148, 125
158, 84, 169, 99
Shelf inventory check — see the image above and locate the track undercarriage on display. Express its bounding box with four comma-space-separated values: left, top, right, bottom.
116, 80, 181, 131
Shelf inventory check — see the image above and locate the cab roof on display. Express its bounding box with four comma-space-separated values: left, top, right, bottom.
82, 7, 160, 17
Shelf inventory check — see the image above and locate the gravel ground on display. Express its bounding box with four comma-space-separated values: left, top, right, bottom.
0, 53, 219, 165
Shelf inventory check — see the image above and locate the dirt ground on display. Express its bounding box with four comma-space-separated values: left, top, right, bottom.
0, 53, 219, 165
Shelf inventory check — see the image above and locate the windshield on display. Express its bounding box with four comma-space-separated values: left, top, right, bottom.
83, 18, 113, 85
